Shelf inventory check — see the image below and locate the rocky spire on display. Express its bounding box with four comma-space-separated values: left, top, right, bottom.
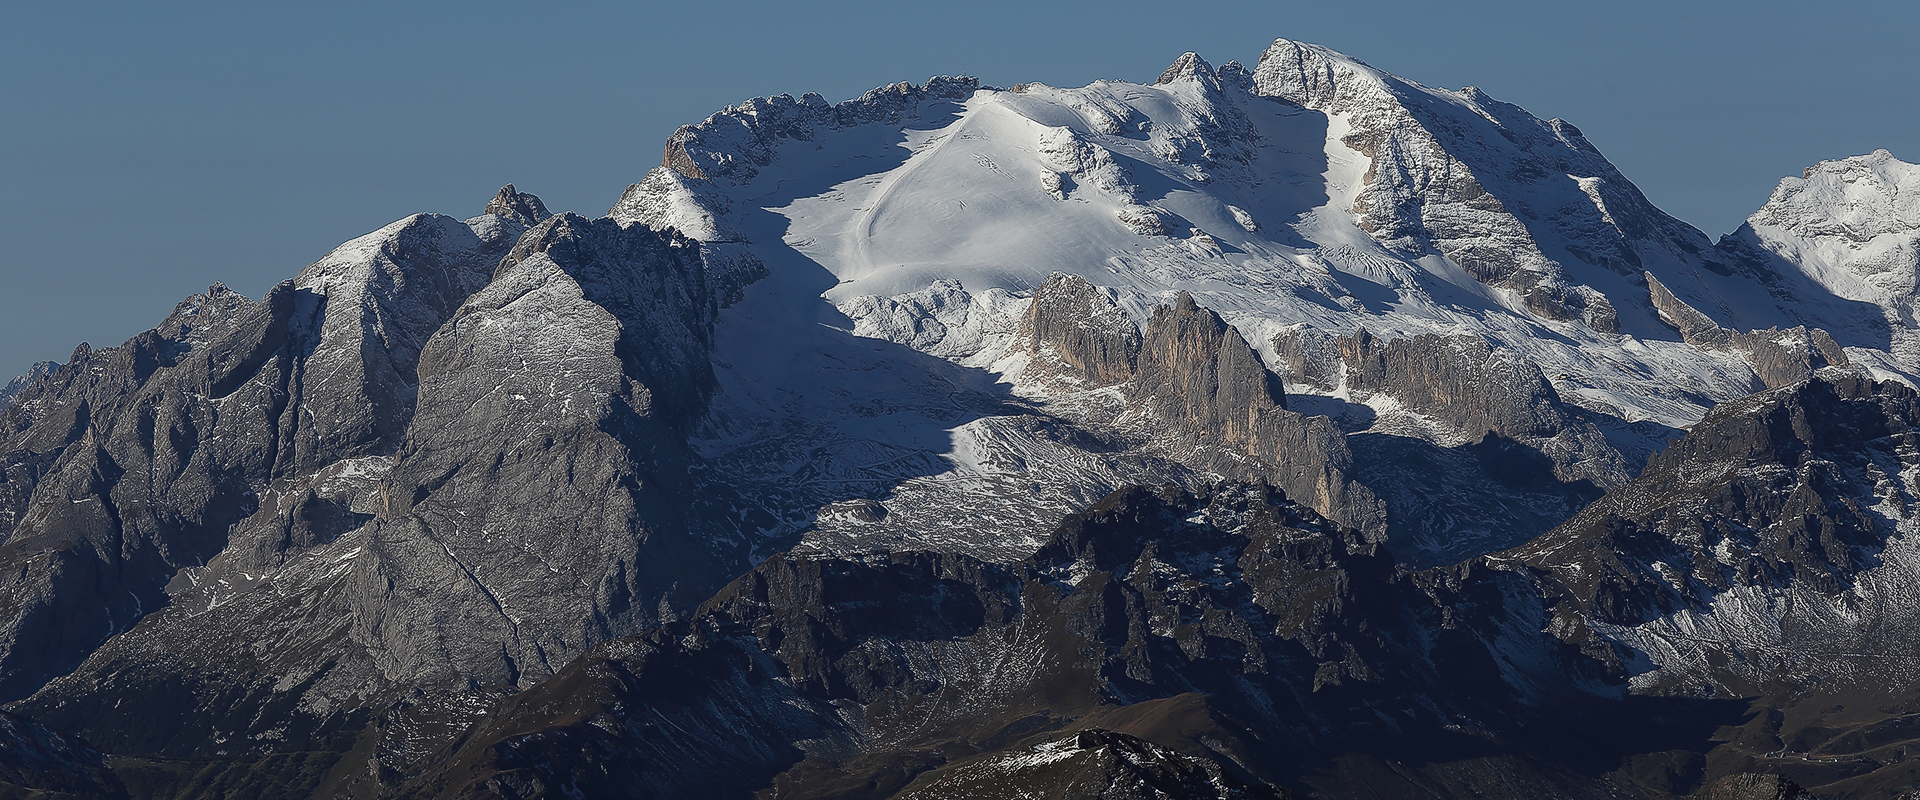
483, 184, 551, 225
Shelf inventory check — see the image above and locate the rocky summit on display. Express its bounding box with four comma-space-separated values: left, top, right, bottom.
3, 36, 1920, 800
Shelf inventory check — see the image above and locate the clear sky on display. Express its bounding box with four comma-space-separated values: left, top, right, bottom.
2, 0, 1914, 380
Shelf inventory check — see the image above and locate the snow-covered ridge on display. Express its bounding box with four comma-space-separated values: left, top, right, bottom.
616, 39, 1920, 438
586, 38, 1920, 579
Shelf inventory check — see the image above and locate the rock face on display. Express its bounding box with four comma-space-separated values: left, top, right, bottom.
1728, 326, 1850, 390
1127, 294, 1385, 541
0, 206, 520, 703
482, 184, 551, 225
1338, 329, 1565, 439
1131, 293, 1288, 445
1701, 774, 1810, 800
1510, 377, 1920, 694
0, 190, 766, 799
1272, 326, 1643, 565
7, 208, 758, 798
353, 212, 732, 691
0, 205, 530, 800
1331, 329, 1632, 492
1013, 272, 1140, 391
1644, 272, 1852, 389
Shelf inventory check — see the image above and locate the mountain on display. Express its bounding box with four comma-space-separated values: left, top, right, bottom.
0, 35, 1918, 800
1721, 150, 1920, 365
0, 361, 58, 413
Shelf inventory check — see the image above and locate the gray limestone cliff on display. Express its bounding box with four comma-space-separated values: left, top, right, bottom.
1128, 293, 1385, 542
1269, 326, 1655, 566
1336, 329, 1632, 487
0, 209, 516, 704
12, 208, 753, 796
1014, 273, 1140, 391
353, 212, 734, 690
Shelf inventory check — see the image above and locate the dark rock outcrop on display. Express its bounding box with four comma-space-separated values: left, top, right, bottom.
895, 729, 1290, 800
398, 482, 1667, 800
1727, 326, 1851, 390
1701, 773, 1810, 800
1514, 376, 1916, 629
1500, 376, 1920, 722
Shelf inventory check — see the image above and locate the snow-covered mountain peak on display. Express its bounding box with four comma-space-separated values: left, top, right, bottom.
1721, 150, 1920, 364
1249, 38, 1391, 110
1752, 149, 1918, 243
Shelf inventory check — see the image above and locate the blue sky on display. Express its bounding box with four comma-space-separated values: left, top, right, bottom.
1, 0, 1914, 379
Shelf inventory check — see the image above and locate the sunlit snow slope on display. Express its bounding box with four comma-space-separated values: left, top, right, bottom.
609, 39, 1917, 561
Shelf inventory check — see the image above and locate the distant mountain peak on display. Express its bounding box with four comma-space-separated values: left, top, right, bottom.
1760, 148, 1917, 238
483, 184, 550, 225
0, 360, 58, 411
1154, 51, 1215, 85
